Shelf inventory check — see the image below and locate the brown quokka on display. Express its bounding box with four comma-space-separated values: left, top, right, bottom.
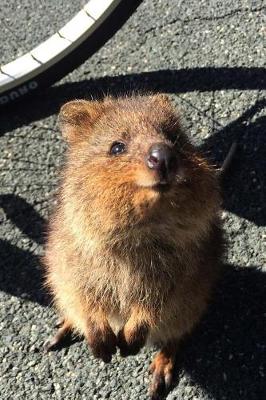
44, 94, 224, 399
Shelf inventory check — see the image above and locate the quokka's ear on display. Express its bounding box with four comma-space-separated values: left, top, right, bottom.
148, 93, 181, 128
149, 93, 172, 108
58, 100, 106, 143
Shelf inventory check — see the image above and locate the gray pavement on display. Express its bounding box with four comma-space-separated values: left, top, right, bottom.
0, 1, 266, 399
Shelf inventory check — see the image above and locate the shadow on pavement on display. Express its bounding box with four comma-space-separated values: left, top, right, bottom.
0, 238, 49, 306
175, 265, 266, 400
0, 194, 49, 306
200, 98, 266, 227
0, 194, 45, 244
1, 66, 266, 136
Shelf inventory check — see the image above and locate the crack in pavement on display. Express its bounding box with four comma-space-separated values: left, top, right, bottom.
142, 6, 266, 36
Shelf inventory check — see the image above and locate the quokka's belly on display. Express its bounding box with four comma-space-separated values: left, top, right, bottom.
107, 312, 126, 334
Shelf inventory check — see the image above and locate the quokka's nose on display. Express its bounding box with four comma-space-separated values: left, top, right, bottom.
146, 143, 177, 183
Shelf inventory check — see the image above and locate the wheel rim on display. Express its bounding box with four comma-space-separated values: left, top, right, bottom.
0, 0, 123, 105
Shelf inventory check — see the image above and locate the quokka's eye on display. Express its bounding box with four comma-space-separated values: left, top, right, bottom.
109, 141, 126, 155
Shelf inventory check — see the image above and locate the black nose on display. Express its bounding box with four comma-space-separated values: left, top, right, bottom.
146, 143, 177, 183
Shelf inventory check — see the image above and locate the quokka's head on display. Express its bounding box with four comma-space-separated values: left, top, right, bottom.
59, 94, 220, 238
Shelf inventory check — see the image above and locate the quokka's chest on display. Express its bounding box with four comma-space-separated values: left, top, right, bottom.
82, 256, 175, 312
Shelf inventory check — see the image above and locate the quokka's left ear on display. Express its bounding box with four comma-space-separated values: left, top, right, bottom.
58, 99, 106, 144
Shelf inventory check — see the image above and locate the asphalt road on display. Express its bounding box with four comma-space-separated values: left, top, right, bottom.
0, 1, 266, 399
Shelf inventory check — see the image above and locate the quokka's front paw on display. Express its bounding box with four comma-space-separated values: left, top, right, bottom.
117, 323, 148, 357
87, 324, 117, 363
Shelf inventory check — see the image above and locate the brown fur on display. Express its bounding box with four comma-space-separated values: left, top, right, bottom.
43, 94, 224, 398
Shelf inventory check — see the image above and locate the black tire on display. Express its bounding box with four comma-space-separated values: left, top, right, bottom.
0, 0, 142, 109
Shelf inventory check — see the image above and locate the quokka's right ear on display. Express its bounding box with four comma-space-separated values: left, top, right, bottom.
58, 100, 106, 143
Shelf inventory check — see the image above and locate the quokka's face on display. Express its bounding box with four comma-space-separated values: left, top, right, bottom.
59, 95, 217, 232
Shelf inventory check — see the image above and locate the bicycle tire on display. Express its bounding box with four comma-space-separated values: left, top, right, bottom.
0, 0, 142, 108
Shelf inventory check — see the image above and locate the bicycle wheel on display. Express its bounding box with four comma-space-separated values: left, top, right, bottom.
0, 0, 142, 108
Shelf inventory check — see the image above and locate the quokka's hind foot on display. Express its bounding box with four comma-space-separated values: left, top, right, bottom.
149, 343, 177, 400
55, 318, 64, 328
44, 319, 72, 352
